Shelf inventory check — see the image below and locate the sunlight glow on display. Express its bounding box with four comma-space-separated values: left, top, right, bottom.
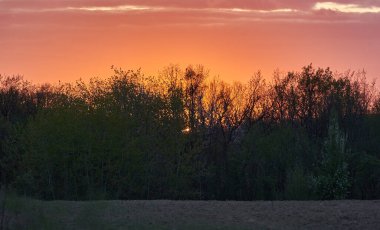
313, 2, 380, 13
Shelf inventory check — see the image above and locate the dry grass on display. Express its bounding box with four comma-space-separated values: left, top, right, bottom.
2, 197, 380, 229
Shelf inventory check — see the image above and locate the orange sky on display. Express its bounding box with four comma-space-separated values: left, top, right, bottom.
1, 0, 380, 84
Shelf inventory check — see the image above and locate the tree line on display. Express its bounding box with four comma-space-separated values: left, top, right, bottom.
0, 64, 380, 200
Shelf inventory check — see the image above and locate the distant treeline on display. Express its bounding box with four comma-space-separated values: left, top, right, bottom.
0, 64, 379, 200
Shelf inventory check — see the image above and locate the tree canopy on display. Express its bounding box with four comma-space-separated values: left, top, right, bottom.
0, 64, 379, 200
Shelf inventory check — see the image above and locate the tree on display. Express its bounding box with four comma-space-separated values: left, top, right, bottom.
373, 94, 380, 114
2, 64, 379, 201
314, 108, 350, 199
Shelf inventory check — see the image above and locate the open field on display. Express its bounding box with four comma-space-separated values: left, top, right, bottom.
2, 196, 380, 230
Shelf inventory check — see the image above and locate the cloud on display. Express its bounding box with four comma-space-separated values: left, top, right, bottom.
63, 5, 165, 13
3, 0, 380, 27
7, 3, 299, 15
313, 2, 380, 13
7, 5, 162, 13
67, 5, 156, 12
215, 8, 298, 14
69, 6, 298, 14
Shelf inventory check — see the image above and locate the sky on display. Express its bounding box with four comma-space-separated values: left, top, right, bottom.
1, 0, 380, 84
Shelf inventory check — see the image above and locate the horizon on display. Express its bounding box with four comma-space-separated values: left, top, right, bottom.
1, 0, 380, 84
0, 64, 376, 89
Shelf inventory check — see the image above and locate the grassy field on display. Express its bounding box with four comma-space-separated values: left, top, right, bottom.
1, 195, 380, 229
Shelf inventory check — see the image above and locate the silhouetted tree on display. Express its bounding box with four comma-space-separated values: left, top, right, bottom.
1, 65, 378, 201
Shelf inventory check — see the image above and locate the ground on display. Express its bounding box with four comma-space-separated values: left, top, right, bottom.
3, 197, 380, 229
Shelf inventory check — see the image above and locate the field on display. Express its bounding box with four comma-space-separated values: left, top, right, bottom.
2, 196, 380, 230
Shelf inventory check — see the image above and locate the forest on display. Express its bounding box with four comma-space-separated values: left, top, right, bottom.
0, 64, 379, 201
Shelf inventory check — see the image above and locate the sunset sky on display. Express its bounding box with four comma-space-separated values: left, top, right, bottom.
1, 0, 380, 84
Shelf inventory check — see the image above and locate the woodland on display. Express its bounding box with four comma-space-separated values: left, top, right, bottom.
0, 64, 379, 201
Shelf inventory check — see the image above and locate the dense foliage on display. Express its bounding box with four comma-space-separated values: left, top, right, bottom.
1, 64, 379, 200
